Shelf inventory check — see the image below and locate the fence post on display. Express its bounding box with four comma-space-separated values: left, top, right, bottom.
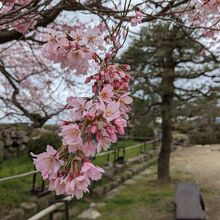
31, 172, 37, 192
41, 179, 45, 192
144, 142, 147, 153
123, 146, 125, 160
49, 200, 69, 220
140, 143, 143, 154
107, 150, 110, 163
113, 147, 117, 163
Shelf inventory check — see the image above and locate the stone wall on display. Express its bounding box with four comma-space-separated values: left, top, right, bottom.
0, 126, 30, 159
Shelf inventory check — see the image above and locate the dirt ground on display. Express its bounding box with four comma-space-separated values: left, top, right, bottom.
171, 144, 220, 220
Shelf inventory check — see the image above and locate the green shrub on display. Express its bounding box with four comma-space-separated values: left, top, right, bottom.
27, 130, 61, 154
43, 124, 59, 132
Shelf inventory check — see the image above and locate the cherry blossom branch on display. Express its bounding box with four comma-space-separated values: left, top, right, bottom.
30, 8, 134, 198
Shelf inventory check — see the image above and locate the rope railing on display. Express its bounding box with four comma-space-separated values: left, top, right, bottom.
28, 196, 71, 220
97, 138, 158, 156
0, 138, 159, 183
0, 138, 160, 220
0, 170, 38, 183
28, 138, 160, 220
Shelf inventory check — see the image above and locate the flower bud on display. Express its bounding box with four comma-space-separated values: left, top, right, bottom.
91, 125, 97, 134
87, 112, 95, 121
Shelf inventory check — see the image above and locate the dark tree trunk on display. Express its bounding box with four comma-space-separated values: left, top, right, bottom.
157, 48, 175, 181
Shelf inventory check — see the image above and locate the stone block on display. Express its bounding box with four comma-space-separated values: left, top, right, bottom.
2, 209, 25, 220
20, 202, 38, 218
104, 183, 112, 193
110, 181, 118, 189
114, 175, 122, 184
104, 168, 114, 180
92, 187, 104, 198
125, 171, 133, 179
31, 192, 55, 210
77, 208, 101, 219
52, 212, 65, 220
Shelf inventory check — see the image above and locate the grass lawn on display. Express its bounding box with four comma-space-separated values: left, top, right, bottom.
94, 169, 197, 220
96, 169, 175, 220
0, 155, 34, 178
0, 139, 148, 213
0, 155, 36, 214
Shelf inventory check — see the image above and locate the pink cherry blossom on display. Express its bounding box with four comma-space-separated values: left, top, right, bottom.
67, 97, 92, 121
1, 0, 15, 5
83, 27, 104, 50
99, 84, 114, 103
31, 145, 63, 180
105, 126, 117, 143
131, 10, 144, 26
90, 124, 97, 134
49, 176, 67, 195
16, 0, 31, 5
1, 0, 30, 7
65, 175, 90, 199
114, 118, 127, 135
83, 140, 97, 157
14, 21, 33, 34
97, 137, 111, 153
97, 22, 106, 33
66, 50, 89, 74
119, 92, 133, 112
61, 124, 83, 146
13, 12, 39, 33
67, 142, 83, 154
103, 101, 120, 122
81, 161, 104, 181
71, 28, 84, 44
86, 112, 95, 121
49, 174, 90, 199
42, 38, 59, 61
0, 4, 13, 15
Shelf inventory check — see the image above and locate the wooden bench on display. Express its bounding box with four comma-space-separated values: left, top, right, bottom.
175, 182, 206, 220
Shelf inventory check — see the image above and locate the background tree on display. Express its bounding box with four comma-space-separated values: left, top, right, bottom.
0, 0, 189, 127
0, 41, 84, 128
120, 20, 220, 181
176, 92, 220, 144
128, 95, 159, 139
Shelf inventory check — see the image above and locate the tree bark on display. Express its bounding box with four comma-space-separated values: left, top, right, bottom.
157, 48, 175, 181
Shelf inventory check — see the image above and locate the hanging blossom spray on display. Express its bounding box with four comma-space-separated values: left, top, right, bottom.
31, 19, 134, 199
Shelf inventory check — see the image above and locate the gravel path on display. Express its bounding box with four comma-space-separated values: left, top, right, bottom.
171, 145, 220, 220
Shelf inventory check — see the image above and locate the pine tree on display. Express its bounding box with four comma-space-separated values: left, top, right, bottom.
120, 21, 219, 181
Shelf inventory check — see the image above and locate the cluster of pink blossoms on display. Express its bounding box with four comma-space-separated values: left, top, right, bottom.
31, 145, 104, 199
43, 25, 105, 75
0, 0, 38, 33
194, 0, 220, 14
63, 63, 132, 156
190, 0, 220, 24
32, 63, 132, 198
14, 14, 38, 33
188, 0, 220, 37
31, 23, 133, 198
1, 0, 30, 6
